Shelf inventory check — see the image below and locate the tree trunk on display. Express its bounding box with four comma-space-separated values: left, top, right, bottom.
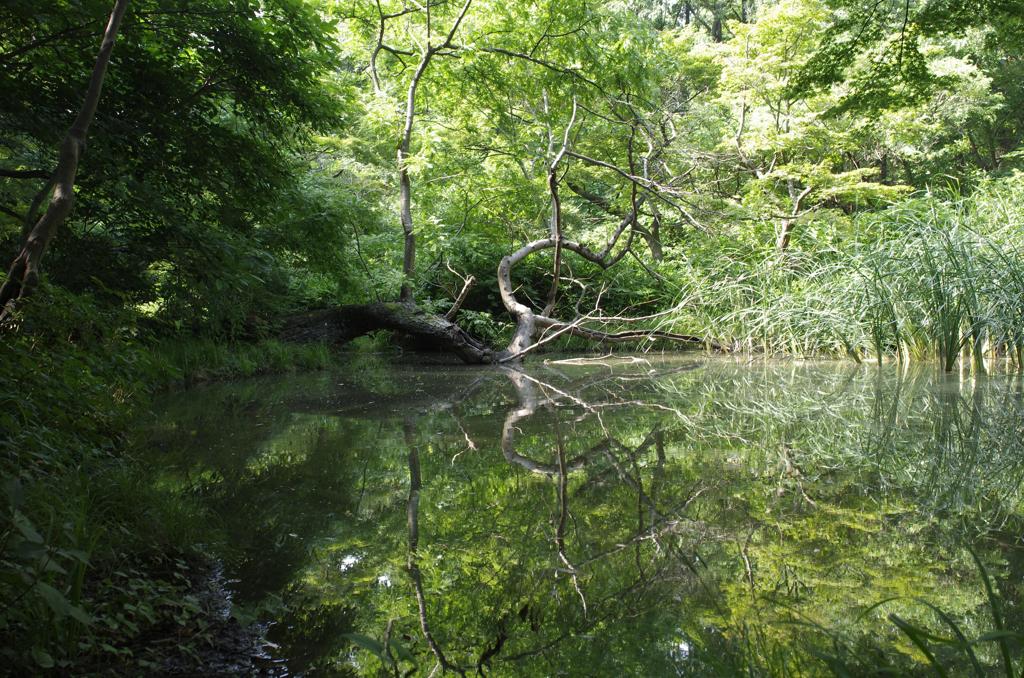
397, 78, 421, 303
643, 209, 664, 262
0, 0, 129, 318
281, 298, 720, 365
775, 217, 795, 252
393, 0, 473, 303
775, 181, 812, 253
282, 302, 502, 364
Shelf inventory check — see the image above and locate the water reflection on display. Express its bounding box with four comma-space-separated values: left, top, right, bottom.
142, 356, 1024, 676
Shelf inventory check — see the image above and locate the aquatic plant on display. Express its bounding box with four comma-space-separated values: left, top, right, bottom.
668, 174, 1024, 371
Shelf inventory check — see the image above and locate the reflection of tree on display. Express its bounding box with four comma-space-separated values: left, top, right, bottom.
553, 410, 587, 619
499, 370, 587, 476
141, 359, 1024, 675
404, 417, 463, 676
368, 365, 718, 675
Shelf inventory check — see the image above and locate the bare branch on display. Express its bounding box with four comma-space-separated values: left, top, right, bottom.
565, 180, 613, 212
0, 204, 24, 222
444, 262, 475, 321
538, 319, 725, 351
543, 98, 578, 317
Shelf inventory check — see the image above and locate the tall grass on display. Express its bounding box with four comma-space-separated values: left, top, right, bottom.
670, 173, 1024, 371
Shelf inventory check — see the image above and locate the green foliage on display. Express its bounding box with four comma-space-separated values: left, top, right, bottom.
4, 0, 1021, 349
0, 296, 196, 670
0, 0, 363, 337
795, 0, 1023, 114
451, 309, 512, 346
144, 337, 334, 387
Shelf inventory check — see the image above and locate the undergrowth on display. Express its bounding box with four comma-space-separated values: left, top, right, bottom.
0, 287, 336, 673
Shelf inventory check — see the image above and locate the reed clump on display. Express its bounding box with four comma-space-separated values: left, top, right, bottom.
669, 173, 1024, 371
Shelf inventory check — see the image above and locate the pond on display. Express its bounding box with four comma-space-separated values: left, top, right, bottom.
141, 354, 1024, 676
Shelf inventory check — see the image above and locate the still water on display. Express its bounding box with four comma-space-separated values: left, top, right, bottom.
142, 355, 1024, 676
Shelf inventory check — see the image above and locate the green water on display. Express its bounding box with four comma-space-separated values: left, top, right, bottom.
141, 355, 1024, 676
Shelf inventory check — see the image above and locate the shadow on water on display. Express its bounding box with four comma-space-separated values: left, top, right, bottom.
139, 355, 1024, 676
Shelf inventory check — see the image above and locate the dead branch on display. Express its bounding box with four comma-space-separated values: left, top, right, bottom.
444, 261, 476, 320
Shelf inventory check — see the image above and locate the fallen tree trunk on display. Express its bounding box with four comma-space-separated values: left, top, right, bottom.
281, 301, 721, 365
282, 302, 502, 364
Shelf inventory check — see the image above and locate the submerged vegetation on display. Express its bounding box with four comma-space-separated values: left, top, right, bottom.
1, 0, 1023, 673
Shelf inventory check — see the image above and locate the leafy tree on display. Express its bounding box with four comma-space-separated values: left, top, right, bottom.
0, 0, 348, 334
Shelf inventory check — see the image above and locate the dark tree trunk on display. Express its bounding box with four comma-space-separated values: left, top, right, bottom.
0, 0, 129, 319
643, 210, 664, 262
282, 302, 502, 364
